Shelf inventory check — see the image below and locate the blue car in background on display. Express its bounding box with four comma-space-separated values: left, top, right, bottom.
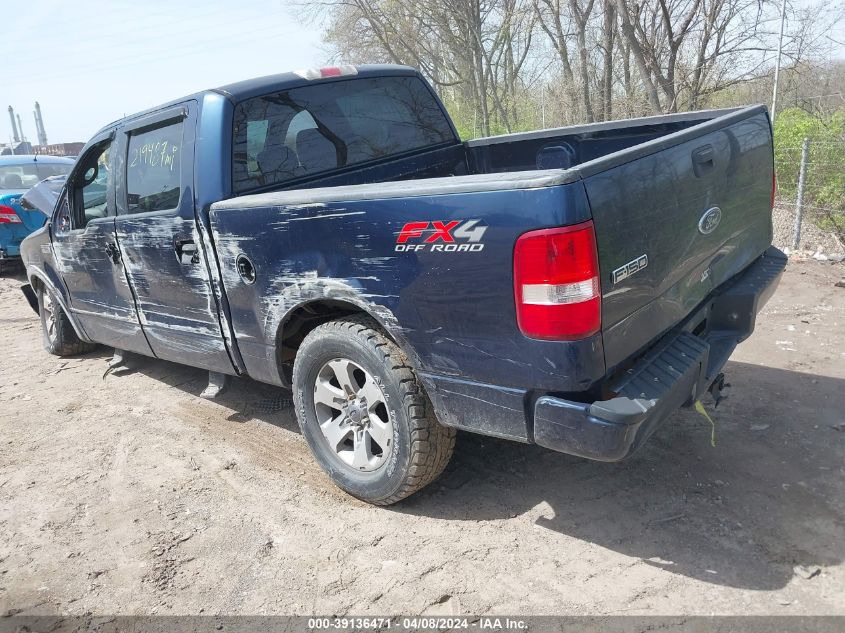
0, 155, 75, 272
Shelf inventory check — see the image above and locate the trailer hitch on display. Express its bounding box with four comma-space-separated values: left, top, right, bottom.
708, 372, 730, 407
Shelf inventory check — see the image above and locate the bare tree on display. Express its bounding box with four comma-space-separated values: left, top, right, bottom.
304, 0, 844, 133
600, 0, 616, 119
311, 0, 539, 134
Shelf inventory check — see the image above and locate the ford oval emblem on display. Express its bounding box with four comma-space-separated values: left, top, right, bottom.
698, 207, 722, 235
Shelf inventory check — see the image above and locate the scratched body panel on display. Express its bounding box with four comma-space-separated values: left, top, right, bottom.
46, 128, 154, 355
209, 182, 604, 440
112, 101, 236, 374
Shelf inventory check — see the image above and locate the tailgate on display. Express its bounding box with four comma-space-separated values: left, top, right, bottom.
582, 106, 774, 370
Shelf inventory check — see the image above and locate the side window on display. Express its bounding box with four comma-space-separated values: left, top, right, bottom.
126, 121, 183, 214
69, 141, 112, 230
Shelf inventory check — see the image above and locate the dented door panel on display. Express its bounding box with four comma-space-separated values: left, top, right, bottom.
114, 103, 236, 374
50, 133, 153, 355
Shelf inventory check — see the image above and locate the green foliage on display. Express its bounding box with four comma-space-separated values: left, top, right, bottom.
441, 94, 546, 141
774, 108, 845, 205
773, 108, 845, 238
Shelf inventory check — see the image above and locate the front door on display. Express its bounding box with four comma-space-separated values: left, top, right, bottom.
51, 133, 153, 355
113, 104, 235, 374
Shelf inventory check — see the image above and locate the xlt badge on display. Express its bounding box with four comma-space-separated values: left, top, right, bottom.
612, 254, 648, 284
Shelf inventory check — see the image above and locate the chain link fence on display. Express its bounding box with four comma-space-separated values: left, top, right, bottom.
773, 139, 845, 255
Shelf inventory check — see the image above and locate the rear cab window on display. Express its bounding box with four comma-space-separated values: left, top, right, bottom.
232, 75, 455, 193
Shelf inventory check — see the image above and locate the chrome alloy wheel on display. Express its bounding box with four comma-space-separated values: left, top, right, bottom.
42, 291, 58, 343
312, 358, 393, 472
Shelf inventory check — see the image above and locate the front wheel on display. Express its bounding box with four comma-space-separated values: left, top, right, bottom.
37, 285, 95, 356
292, 315, 455, 505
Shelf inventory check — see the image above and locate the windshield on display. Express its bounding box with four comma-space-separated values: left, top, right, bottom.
0, 161, 73, 190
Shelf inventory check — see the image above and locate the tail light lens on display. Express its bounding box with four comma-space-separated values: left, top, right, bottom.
514, 220, 601, 340
0, 205, 23, 224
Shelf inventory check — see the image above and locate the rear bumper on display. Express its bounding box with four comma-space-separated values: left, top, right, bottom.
533, 246, 787, 461
0, 246, 21, 265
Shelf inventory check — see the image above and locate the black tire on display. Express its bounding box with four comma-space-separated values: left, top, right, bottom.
292, 315, 455, 505
37, 284, 96, 356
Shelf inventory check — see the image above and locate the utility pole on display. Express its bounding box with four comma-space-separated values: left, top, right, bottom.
771, 0, 788, 122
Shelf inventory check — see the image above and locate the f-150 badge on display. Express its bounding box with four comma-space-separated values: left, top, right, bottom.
395, 220, 487, 252
612, 254, 648, 284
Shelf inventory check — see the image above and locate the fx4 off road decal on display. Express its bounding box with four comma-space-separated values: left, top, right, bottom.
395, 220, 487, 252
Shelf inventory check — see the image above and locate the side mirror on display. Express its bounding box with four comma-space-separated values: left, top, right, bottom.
82, 164, 98, 186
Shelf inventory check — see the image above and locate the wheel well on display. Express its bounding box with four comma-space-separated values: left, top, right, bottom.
276, 300, 369, 384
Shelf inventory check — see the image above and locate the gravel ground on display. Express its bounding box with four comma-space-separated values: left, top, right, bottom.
772, 205, 843, 254
1, 261, 843, 617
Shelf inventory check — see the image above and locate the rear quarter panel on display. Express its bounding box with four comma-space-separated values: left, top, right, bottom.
209, 182, 605, 439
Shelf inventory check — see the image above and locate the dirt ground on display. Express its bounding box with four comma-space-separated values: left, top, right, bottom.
1, 261, 843, 617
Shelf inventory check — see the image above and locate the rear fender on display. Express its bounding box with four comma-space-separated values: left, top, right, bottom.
269, 279, 419, 370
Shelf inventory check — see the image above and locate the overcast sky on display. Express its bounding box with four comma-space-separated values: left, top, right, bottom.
5, 0, 845, 145
5, 0, 325, 144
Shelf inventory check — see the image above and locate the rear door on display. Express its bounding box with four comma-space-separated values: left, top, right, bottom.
584, 107, 774, 369
114, 104, 235, 374
50, 133, 153, 354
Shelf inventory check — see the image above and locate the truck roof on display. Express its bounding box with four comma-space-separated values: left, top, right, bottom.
93, 64, 419, 138
215, 64, 418, 100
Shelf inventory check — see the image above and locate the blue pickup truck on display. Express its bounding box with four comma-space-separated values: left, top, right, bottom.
20, 65, 786, 504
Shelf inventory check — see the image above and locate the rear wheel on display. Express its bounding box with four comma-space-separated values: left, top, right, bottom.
37, 285, 95, 356
292, 315, 455, 505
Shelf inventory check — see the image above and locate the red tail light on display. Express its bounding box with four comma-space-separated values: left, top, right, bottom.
514, 220, 601, 340
0, 205, 23, 224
